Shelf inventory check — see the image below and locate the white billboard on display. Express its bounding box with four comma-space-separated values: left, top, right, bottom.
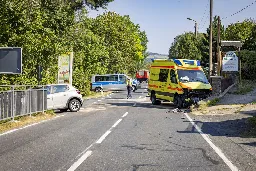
222, 51, 239, 72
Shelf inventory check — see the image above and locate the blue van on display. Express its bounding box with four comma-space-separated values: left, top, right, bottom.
91, 74, 139, 92
91, 74, 128, 92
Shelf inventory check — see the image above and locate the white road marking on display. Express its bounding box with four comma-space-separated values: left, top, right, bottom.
139, 96, 142, 99
184, 113, 239, 171
67, 111, 128, 170
122, 112, 129, 117
0, 114, 65, 137
112, 119, 122, 128
133, 103, 137, 107
67, 151, 92, 171
96, 130, 112, 144
98, 100, 101, 102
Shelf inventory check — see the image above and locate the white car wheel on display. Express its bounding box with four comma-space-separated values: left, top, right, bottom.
68, 99, 81, 112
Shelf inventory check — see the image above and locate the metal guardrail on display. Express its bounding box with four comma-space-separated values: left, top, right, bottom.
0, 85, 47, 121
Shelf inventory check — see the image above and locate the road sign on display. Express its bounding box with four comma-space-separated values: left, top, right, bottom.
222, 51, 239, 72
0, 47, 22, 74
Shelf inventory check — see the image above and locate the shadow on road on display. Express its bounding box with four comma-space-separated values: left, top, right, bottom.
106, 102, 176, 110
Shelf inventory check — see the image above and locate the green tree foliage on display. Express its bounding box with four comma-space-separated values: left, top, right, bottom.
225, 19, 255, 43
0, 0, 148, 95
243, 25, 256, 51
91, 12, 148, 75
169, 32, 208, 63
239, 50, 256, 80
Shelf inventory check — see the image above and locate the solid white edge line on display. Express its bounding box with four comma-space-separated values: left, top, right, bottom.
112, 119, 122, 128
67, 151, 92, 171
96, 130, 112, 144
122, 112, 129, 118
184, 113, 239, 171
0, 114, 65, 137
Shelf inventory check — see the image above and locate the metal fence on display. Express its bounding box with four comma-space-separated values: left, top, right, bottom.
0, 85, 47, 121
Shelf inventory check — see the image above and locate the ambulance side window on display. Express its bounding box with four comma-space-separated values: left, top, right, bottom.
159, 69, 168, 82
170, 69, 178, 84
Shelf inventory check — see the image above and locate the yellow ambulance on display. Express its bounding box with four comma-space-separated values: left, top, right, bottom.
148, 59, 212, 108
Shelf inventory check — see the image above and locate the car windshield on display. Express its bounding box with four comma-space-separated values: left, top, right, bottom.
177, 69, 209, 84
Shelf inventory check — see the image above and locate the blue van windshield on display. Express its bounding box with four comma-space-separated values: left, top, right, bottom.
177, 70, 209, 84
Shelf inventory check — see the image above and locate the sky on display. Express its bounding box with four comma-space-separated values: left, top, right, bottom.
88, 0, 256, 55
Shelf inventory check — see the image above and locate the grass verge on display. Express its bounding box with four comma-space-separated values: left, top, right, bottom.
0, 111, 55, 134
233, 80, 255, 95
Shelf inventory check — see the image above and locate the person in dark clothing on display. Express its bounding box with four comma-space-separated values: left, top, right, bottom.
126, 78, 132, 99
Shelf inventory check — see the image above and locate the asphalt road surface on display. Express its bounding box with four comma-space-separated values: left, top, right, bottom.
0, 84, 247, 171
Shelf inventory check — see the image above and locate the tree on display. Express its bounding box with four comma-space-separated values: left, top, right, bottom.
243, 25, 256, 51
91, 12, 148, 74
169, 32, 207, 62
225, 19, 255, 44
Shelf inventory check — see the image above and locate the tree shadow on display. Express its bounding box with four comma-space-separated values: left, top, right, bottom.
106, 101, 177, 110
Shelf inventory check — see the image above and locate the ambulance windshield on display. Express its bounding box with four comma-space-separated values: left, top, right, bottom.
177, 70, 209, 84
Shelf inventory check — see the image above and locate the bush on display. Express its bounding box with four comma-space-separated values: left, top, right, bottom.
233, 80, 255, 95
239, 50, 256, 80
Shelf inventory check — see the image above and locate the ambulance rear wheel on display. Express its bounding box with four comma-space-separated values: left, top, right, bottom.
151, 93, 161, 105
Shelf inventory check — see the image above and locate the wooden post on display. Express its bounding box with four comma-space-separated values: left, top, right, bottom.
217, 16, 221, 76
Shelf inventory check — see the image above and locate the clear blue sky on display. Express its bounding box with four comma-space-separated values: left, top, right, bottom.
88, 0, 256, 54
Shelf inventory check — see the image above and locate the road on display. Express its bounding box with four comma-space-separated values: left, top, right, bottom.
0, 84, 248, 171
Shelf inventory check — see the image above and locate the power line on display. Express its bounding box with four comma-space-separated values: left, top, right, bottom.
222, 0, 256, 20
200, 13, 210, 31
200, 0, 210, 24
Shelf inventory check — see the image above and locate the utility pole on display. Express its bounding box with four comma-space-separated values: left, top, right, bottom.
187, 18, 197, 38
217, 16, 221, 76
209, 0, 213, 78
195, 22, 198, 38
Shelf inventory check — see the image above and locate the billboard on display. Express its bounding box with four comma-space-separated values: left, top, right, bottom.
222, 51, 239, 72
0, 47, 22, 74
58, 52, 73, 85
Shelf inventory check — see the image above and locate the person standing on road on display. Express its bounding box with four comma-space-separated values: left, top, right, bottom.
126, 78, 132, 99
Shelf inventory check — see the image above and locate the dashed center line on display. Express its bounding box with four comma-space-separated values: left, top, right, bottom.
112, 119, 122, 128
122, 112, 129, 117
67, 151, 92, 171
96, 130, 112, 144
67, 111, 129, 170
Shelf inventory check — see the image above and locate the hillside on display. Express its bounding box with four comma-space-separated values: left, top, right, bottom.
145, 52, 169, 63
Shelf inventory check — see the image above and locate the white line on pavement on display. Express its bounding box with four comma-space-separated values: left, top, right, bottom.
122, 112, 129, 117
67, 111, 128, 170
184, 113, 239, 171
96, 130, 112, 144
67, 151, 92, 171
112, 119, 122, 128
139, 96, 142, 99
98, 100, 101, 102
0, 114, 65, 137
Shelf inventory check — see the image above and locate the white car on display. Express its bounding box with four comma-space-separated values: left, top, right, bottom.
46, 84, 83, 112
